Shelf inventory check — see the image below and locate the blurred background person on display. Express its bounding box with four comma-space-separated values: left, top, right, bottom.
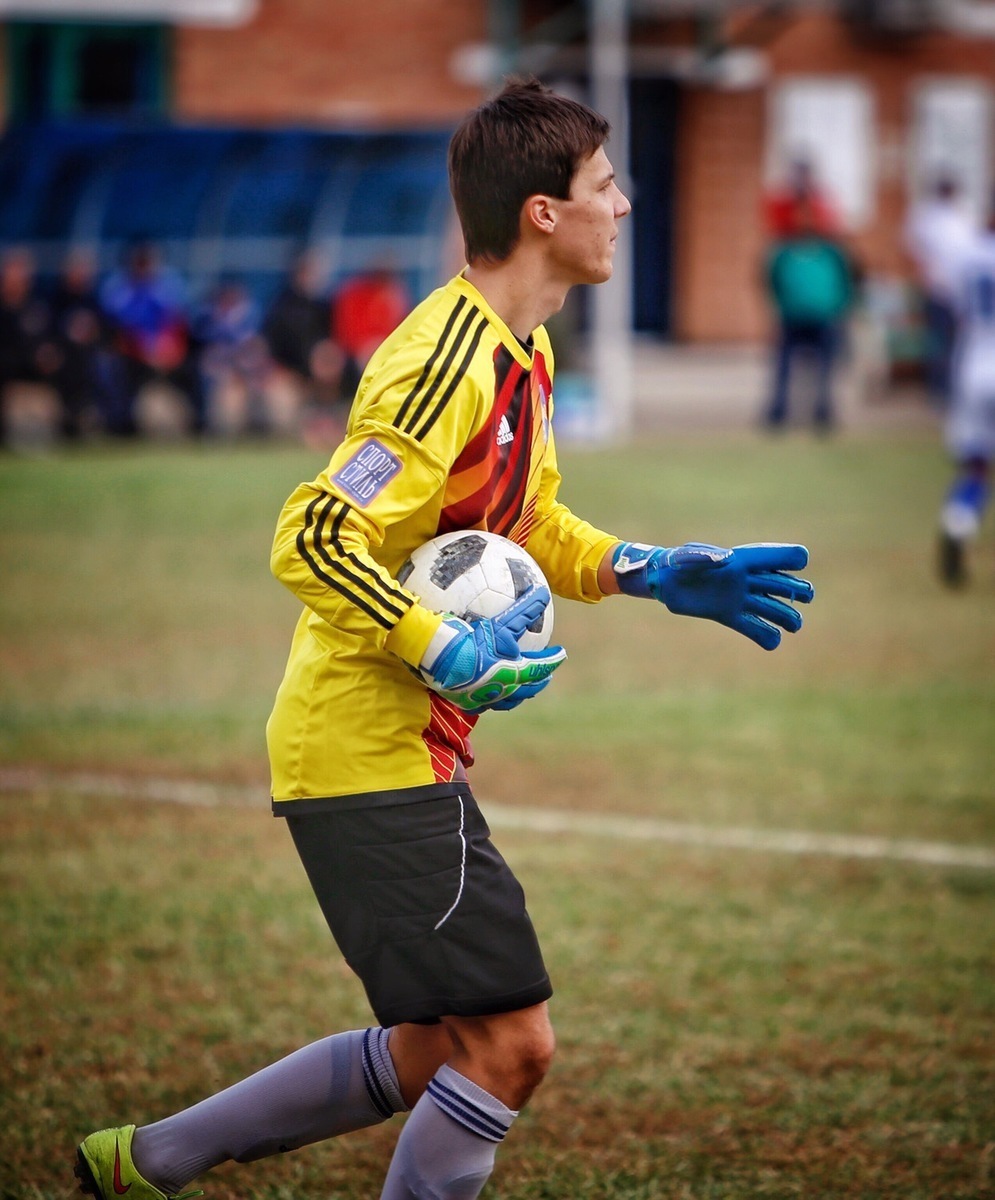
937, 196, 995, 587
332, 262, 411, 402
99, 239, 204, 437
263, 252, 341, 398
763, 156, 842, 240
904, 172, 977, 408
50, 248, 113, 440
0, 245, 62, 446
191, 277, 272, 437
0, 246, 55, 383
262, 250, 344, 447
762, 196, 858, 434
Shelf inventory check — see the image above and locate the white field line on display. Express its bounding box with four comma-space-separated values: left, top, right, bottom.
2, 766, 994, 871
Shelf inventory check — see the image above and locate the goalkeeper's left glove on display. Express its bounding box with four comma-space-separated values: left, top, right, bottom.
612, 541, 814, 650
418, 583, 567, 712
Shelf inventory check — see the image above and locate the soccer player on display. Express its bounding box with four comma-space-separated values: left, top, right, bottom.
937, 199, 995, 585
904, 173, 976, 407
75, 78, 814, 1200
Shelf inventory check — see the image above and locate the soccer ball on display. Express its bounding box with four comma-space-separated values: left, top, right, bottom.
397, 530, 553, 652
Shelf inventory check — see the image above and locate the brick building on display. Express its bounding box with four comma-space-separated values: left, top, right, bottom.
1, 0, 993, 343
669, 6, 995, 341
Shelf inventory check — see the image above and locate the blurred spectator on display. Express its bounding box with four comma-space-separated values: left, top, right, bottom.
263, 252, 341, 395
936, 201, 995, 586
50, 248, 114, 439
0, 246, 62, 447
0, 247, 60, 386
263, 251, 344, 446
763, 157, 842, 239
904, 172, 976, 406
99, 239, 205, 435
762, 198, 858, 433
192, 278, 272, 436
332, 264, 411, 400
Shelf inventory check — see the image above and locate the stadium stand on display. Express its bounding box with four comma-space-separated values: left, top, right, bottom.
0, 122, 454, 310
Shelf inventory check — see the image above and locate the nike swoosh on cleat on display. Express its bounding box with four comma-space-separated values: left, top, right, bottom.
113, 1141, 132, 1194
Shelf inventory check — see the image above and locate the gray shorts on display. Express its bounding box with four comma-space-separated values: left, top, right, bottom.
284, 788, 552, 1027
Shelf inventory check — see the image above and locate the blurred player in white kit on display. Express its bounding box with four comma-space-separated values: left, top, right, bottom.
938, 198, 995, 585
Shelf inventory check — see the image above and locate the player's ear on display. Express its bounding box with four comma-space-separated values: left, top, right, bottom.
523, 194, 557, 237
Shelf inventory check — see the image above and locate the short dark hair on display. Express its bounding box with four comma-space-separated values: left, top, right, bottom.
448, 77, 610, 264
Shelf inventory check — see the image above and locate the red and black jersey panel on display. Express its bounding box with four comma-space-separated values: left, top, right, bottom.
437, 345, 551, 546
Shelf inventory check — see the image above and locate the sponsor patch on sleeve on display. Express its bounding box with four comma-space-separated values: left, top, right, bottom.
331, 438, 403, 506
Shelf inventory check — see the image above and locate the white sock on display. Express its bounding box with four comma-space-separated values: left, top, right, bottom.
133, 1027, 405, 1192
379, 1064, 517, 1200
942, 499, 980, 539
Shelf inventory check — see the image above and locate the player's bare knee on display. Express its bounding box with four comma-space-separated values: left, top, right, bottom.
513, 1027, 555, 1094
500, 1040, 553, 1109
520, 1019, 556, 1080
444, 1006, 554, 1106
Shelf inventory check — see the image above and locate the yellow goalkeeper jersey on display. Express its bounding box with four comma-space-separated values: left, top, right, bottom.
267, 272, 618, 807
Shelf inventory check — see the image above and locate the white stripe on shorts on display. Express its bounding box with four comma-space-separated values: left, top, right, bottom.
434, 794, 467, 930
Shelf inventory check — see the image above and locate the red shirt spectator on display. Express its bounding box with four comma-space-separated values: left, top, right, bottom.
764, 159, 841, 238
333, 269, 411, 370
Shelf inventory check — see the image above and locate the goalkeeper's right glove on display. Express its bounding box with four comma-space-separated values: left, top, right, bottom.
418, 584, 567, 713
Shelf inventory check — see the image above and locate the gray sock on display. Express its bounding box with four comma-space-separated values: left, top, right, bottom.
133, 1027, 406, 1192
379, 1064, 517, 1200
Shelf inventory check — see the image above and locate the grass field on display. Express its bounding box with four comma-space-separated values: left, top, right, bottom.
1, 427, 993, 1199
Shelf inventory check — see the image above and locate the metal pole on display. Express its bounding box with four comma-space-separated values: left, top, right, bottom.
489, 0, 521, 82
588, 0, 633, 441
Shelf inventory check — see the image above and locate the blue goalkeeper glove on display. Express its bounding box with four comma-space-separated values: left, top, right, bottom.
419, 584, 567, 712
612, 541, 814, 650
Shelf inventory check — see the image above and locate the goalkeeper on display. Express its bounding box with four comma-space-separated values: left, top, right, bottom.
75, 79, 812, 1200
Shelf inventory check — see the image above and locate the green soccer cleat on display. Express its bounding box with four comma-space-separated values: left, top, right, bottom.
75, 1125, 204, 1200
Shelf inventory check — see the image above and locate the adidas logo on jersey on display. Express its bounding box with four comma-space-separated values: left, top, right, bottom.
496, 414, 514, 446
